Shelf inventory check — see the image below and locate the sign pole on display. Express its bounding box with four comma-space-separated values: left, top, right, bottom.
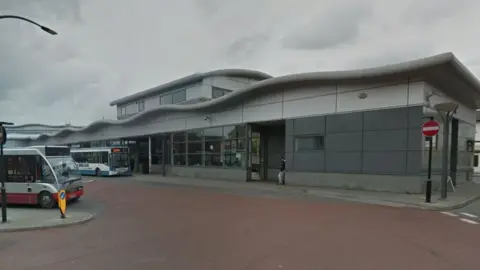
426, 136, 433, 203
422, 118, 439, 203
0, 137, 5, 223
0, 126, 7, 223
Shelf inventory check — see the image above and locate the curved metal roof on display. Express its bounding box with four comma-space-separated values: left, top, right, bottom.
109, 68, 273, 106
36, 52, 480, 141
7, 134, 42, 140
6, 124, 83, 129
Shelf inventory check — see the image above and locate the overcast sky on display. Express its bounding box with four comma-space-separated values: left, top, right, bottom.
0, 0, 479, 125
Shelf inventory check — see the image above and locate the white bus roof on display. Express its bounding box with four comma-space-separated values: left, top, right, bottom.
70, 147, 128, 152
29, 145, 69, 148
3, 148, 44, 156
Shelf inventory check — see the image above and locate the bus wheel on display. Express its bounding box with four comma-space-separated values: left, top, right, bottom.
95, 168, 101, 177
38, 192, 55, 209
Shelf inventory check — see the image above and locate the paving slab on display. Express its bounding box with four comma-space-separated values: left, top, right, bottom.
0, 208, 94, 233
128, 174, 480, 210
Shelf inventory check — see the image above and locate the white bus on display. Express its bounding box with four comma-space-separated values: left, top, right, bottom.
1, 147, 84, 208
70, 147, 131, 176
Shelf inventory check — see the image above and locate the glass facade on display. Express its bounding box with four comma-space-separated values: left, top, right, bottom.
170, 124, 246, 168
212, 87, 232, 98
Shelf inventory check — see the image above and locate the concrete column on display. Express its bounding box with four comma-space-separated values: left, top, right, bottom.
148, 136, 152, 174
135, 141, 140, 173
245, 124, 252, 182
162, 136, 166, 176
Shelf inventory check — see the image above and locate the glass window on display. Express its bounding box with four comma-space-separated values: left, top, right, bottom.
223, 125, 245, 139
205, 140, 223, 153
187, 130, 203, 142
212, 88, 225, 98
172, 142, 186, 154
40, 158, 56, 184
224, 152, 245, 168
137, 100, 145, 112
204, 127, 223, 140
173, 154, 186, 165
295, 136, 324, 151
172, 90, 186, 103
160, 94, 173, 105
188, 142, 203, 154
173, 132, 186, 142
5, 155, 36, 183
188, 154, 203, 166
474, 155, 479, 167
151, 154, 163, 165
205, 153, 222, 166
224, 139, 245, 152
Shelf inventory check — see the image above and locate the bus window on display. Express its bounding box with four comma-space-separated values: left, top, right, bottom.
474, 155, 479, 167
5, 155, 36, 183
40, 159, 56, 184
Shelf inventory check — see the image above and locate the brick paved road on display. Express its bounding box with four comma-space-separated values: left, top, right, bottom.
1, 179, 479, 270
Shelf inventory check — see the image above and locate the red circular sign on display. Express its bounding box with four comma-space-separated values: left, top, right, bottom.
422, 120, 440, 137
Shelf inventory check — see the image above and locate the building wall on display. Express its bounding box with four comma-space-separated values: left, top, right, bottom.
203, 76, 259, 91
116, 75, 263, 120
35, 79, 427, 145
285, 106, 423, 174
421, 83, 476, 185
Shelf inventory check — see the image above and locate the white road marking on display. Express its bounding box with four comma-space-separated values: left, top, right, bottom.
441, 212, 458, 217
460, 212, 478, 219
82, 179, 95, 183
459, 218, 479, 225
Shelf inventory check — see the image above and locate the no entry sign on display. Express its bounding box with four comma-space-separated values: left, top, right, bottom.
422, 120, 440, 137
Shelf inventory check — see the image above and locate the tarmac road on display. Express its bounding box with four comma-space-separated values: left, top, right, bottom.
0, 177, 479, 270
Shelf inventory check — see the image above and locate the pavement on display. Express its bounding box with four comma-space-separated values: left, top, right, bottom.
122, 174, 480, 211
0, 207, 94, 233
0, 179, 100, 233
1, 178, 479, 270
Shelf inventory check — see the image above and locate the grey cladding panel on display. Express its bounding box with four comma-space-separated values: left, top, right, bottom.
363, 130, 407, 151
326, 112, 363, 133
363, 107, 408, 131
407, 151, 422, 173
325, 151, 362, 173
407, 129, 422, 151
325, 132, 362, 152
286, 119, 294, 136
285, 135, 294, 153
362, 151, 407, 174
285, 152, 294, 170
293, 152, 325, 172
294, 116, 325, 135
408, 106, 424, 129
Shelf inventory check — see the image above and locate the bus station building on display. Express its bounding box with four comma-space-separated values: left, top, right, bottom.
23, 52, 480, 194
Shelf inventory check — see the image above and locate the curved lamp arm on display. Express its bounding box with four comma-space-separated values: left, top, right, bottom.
0, 15, 57, 35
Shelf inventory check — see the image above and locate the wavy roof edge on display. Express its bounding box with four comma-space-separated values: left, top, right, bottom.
37, 52, 480, 141
7, 124, 83, 129
109, 68, 273, 106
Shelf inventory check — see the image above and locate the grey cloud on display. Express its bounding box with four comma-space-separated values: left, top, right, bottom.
280, 2, 373, 50
1, 0, 480, 126
402, 0, 475, 24
225, 34, 270, 63
353, 42, 435, 69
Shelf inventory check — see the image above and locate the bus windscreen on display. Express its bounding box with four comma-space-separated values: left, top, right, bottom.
45, 146, 71, 157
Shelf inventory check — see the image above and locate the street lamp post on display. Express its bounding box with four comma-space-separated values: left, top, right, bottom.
434, 102, 459, 200
0, 15, 57, 35
0, 122, 14, 223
